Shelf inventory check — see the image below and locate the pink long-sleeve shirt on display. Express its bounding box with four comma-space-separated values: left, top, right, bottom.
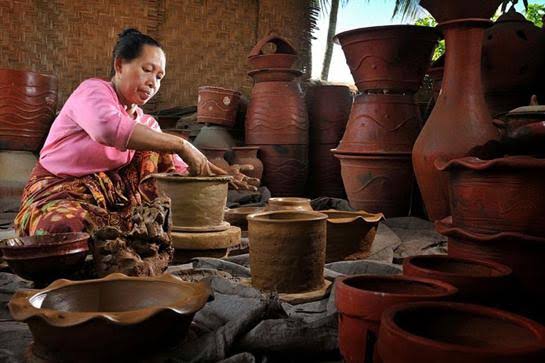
39, 78, 188, 177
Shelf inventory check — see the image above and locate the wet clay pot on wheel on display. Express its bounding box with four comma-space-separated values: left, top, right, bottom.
320, 210, 384, 263
435, 156, 545, 236
333, 25, 440, 92
376, 301, 545, 363
200, 147, 230, 171
197, 86, 241, 128
412, 17, 500, 222
247, 211, 327, 293
231, 146, 263, 179
0, 69, 58, 151
153, 174, 232, 231
336, 275, 457, 363
403, 255, 512, 307
265, 197, 312, 212
9, 273, 212, 362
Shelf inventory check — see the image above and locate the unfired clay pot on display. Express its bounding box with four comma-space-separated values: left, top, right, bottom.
200, 147, 230, 171
9, 273, 212, 362
193, 125, 236, 149
224, 206, 265, 230
376, 302, 545, 363
403, 254, 512, 307
321, 210, 384, 263
265, 197, 312, 212
153, 174, 232, 230
197, 86, 241, 128
0, 69, 58, 151
333, 25, 440, 92
0, 150, 37, 212
336, 275, 457, 363
231, 146, 263, 179
247, 210, 327, 293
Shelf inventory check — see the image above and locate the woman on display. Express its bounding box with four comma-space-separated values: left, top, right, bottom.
15, 28, 233, 236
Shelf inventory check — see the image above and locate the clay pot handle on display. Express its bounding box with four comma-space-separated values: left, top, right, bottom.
248, 32, 297, 58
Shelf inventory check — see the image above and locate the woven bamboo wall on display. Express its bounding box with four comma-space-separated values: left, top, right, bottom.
0, 0, 312, 112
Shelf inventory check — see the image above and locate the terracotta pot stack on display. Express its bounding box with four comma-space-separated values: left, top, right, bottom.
245, 34, 309, 196
332, 26, 440, 217
0, 69, 58, 212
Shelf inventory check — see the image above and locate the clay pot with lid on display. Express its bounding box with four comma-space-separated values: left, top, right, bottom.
9, 273, 212, 362
265, 197, 312, 212
231, 146, 263, 179
403, 255, 512, 307
321, 210, 384, 263
336, 274, 457, 363
333, 25, 440, 92
375, 301, 545, 363
200, 147, 230, 171
247, 33, 298, 70
248, 210, 327, 293
197, 86, 241, 128
0, 69, 58, 151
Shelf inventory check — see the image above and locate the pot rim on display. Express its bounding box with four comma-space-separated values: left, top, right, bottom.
319, 209, 384, 224
0, 232, 90, 251
403, 255, 512, 278
247, 210, 327, 223
2, 246, 89, 260
0, 68, 58, 81
436, 18, 493, 29
247, 68, 303, 77
197, 86, 241, 96
381, 301, 545, 354
199, 147, 230, 152
225, 206, 265, 215
332, 149, 412, 159
268, 197, 311, 204
152, 173, 233, 183
8, 273, 212, 327
231, 146, 260, 150
333, 24, 441, 45
435, 155, 545, 172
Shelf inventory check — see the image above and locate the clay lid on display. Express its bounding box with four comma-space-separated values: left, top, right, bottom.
152, 173, 233, 183
435, 155, 545, 172
9, 273, 212, 327
248, 33, 297, 58
319, 209, 384, 224
247, 210, 327, 223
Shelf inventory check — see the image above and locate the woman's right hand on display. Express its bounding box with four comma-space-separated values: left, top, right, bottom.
177, 141, 227, 176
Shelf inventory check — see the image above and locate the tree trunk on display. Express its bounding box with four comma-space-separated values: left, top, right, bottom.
321, 0, 340, 80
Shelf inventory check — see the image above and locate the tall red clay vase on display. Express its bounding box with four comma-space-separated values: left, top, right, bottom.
412, 19, 500, 222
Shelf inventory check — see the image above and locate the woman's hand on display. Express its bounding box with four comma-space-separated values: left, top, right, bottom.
177, 141, 227, 176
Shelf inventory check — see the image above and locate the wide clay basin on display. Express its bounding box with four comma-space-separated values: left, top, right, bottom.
9, 273, 211, 361
376, 302, 545, 363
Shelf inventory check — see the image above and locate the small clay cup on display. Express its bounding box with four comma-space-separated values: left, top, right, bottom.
265, 197, 312, 212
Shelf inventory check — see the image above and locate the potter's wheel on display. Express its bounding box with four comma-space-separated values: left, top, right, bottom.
171, 226, 242, 264
172, 221, 231, 233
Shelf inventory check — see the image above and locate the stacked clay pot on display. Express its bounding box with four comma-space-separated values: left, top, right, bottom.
306, 84, 353, 198
332, 26, 440, 217
245, 33, 309, 196
231, 146, 263, 180
0, 69, 58, 212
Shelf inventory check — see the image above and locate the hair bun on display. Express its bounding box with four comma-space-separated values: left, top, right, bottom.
118, 28, 141, 38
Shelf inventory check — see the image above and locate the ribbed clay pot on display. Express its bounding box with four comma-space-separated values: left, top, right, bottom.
200, 147, 230, 171
258, 144, 308, 196
153, 174, 232, 230
412, 18, 500, 222
197, 86, 241, 128
248, 210, 327, 293
247, 33, 298, 70
403, 255, 512, 307
193, 125, 236, 149
321, 210, 384, 263
231, 146, 263, 179
337, 93, 422, 154
376, 302, 545, 363
334, 151, 413, 217
333, 25, 440, 92
436, 217, 545, 323
0, 150, 37, 212
435, 156, 545, 236
418, 0, 503, 23
265, 197, 312, 212
308, 143, 345, 198
0, 69, 58, 151
336, 275, 458, 363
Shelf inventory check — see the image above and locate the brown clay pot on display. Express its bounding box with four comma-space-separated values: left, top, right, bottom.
418, 0, 503, 23
257, 144, 308, 197
224, 206, 265, 230
320, 210, 384, 263
245, 73, 308, 145
493, 106, 545, 154
333, 25, 440, 92
247, 210, 327, 293
0, 233, 89, 284
435, 156, 545, 236
334, 151, 414, 217
412, 19, 500, 222
200, 147, 230, 171
0, 150, 37, 212
0, 69, 58, 151
403, 255, 512, 307
163, 128, 191, 140
247, 33, 298, 70
9, 273, 211, 361
308, 143, 345, 198
193, 125, 236, 149
376, 302, 545, 363
428, 55, 445, 103
265, 197, 312, 212
231, 146, 263, 179
436, 217, 545, 323
337, 93, 422, 154
197, 86, 241, 128
336, 275, 458, 363
153, 174, 232, 230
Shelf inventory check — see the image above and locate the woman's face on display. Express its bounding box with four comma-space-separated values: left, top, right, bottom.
114, 44, 166, 106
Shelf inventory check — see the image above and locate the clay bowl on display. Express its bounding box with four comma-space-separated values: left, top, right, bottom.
9, 273, 212, 362
0, 233, 89, 283
320, 209, 384, 263
224, 206, 265, 230
403, 255, 513, 307
265, 197, 312, 212
247, 54, 298, 70
376, 302, 545, 363
247, 68, 302, 83
419, 0, 503, 23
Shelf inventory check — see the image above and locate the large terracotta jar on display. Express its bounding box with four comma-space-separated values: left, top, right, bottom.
231, 146, 263, 180
0, 69, 58, 151
197, 86, 241, 128
412, 9, 501, 221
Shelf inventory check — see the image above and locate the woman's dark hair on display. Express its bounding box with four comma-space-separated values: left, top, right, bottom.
110, 28, 163, 77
